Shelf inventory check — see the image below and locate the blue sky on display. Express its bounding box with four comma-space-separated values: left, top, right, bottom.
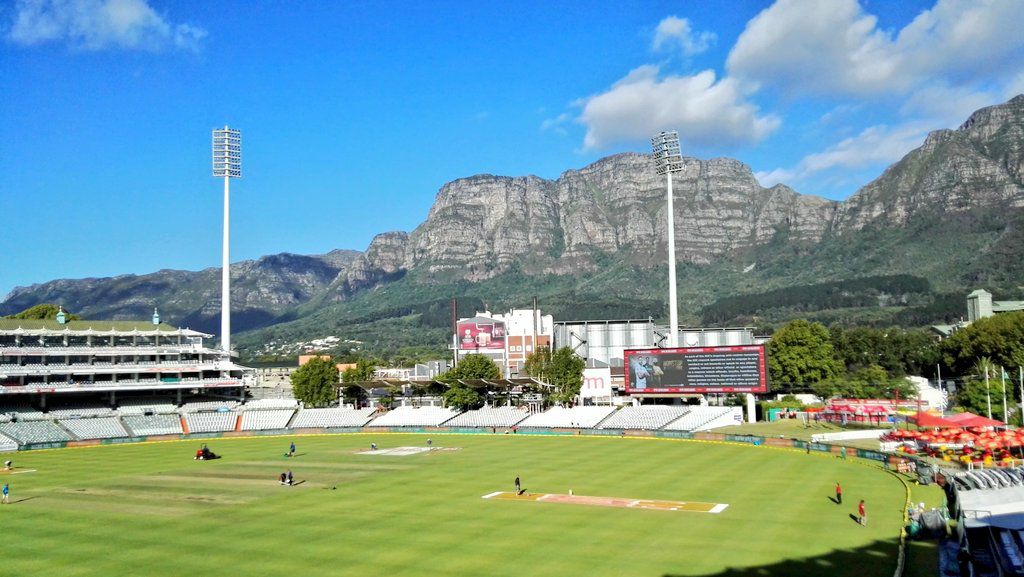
3, 0, 1024, 297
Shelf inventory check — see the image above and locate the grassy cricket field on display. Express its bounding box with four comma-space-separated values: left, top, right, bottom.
1, 433, 914, 577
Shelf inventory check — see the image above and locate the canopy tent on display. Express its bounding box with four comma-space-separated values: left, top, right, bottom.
908, 411, 960, 428
945, 412, 1005, 428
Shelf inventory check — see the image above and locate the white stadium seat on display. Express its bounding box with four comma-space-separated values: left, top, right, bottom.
0, 421, 72, 444
662, 407, 740, 432
597, 406, 690, 430
240, 409, 295, 431
368, 406, 461, 427
185, 412, 238, 433
123, 414, 184, 436
290, 408, 376, 428
59, 417, 129, 440
518, 406, 616, 428
445, 406, 530, 428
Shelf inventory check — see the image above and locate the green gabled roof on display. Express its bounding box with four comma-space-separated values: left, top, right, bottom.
0, 319, 182, 332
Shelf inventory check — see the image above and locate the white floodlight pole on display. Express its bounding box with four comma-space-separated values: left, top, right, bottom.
651, 131, 683, 348
212, 127, 241, 357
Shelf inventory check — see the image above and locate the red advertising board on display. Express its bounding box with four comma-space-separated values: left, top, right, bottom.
456, 317, 507, 351
624, 345, 768, 394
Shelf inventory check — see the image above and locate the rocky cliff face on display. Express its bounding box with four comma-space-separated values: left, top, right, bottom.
5, 95, 1024, 340
335, 232, 409, 296
0, 250, 360, 333
834, 95, 1024, 231
352, 153, 837, 283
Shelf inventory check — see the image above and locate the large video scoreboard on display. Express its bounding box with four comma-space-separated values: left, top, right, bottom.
624, 345, 768, 394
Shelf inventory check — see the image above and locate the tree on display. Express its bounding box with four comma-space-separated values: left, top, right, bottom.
811, 365, 916, 400
341, 358, 378, 383
7, 304, 81, 321
522, 346, 553, 380
341, 384, 368, 408
954, 357, 1010, 420
444, 354, 502, 381
291, 357, 339, 408
829, 326, 940, 378
942, 311, 1024, 375
443, 384, 484, 411
767, 320, 843, 386
548, 347, 585, 405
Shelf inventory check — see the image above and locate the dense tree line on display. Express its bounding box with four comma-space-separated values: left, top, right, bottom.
5, 304, 81, 321
701, 275, 931, 324
769, 320, 934, 399
769, 312, 1024, 416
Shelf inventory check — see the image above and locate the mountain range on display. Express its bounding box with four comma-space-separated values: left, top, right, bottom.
4, 95, 1024, 360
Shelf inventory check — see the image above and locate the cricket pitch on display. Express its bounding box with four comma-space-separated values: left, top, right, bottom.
482, 491, 728, 513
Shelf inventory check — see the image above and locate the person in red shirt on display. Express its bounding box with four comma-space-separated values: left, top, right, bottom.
858, 500, 867, 526
835, 482, 842, 504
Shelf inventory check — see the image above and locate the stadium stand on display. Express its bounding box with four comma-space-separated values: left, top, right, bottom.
118, 398, 179, 415
289, 407, 376, 428
240, 409, 295, 431
368, 406, 461, 427
184, 412, 238, 433
662, 407, 739, 432
59, 417, 129, 439
0, 420, 72, 444
179, 400, 239, 413
0, 432, 17, 452
47, 405, 114, 418
596, 406, 690, 430
0, 406, 47, 421
518, 406, 616, 428
444, 406, 531, 428
123, 414, 183, 436
241, 399, 298, 410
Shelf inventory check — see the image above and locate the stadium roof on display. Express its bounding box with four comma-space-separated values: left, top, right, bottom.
0, 318, 208, 336
959, 485, 1024, 529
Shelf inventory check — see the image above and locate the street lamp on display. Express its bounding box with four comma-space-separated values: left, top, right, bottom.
651, 131, 683, 347
212, 126, 241, 356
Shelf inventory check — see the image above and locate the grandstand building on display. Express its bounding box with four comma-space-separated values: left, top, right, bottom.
453, 308, 552, 376
0, 310, 250, 408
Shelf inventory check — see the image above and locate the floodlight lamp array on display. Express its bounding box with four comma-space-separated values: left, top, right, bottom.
651, 131, 683, 175
212, 127, 242, 178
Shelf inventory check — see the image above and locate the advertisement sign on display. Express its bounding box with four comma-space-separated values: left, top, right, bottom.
580, 367, 613, 400
456, 317, 507, 351
624, 345, 768, 394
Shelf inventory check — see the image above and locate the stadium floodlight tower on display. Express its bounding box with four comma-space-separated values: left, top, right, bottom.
212, 126, 241, 357
651, 131, 683, 348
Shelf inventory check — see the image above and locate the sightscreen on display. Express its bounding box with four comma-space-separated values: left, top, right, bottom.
624, 345, 768, 394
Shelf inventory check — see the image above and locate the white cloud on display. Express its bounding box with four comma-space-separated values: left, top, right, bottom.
727, 0, 1024, 98
652, 16, 715, 56
898, 85, 998, 126
8, 0, 206, 52
756, 121, 932, 187
577, 65, 780, 150
540, 112, 571, 135
1004, 72, 1024, 100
